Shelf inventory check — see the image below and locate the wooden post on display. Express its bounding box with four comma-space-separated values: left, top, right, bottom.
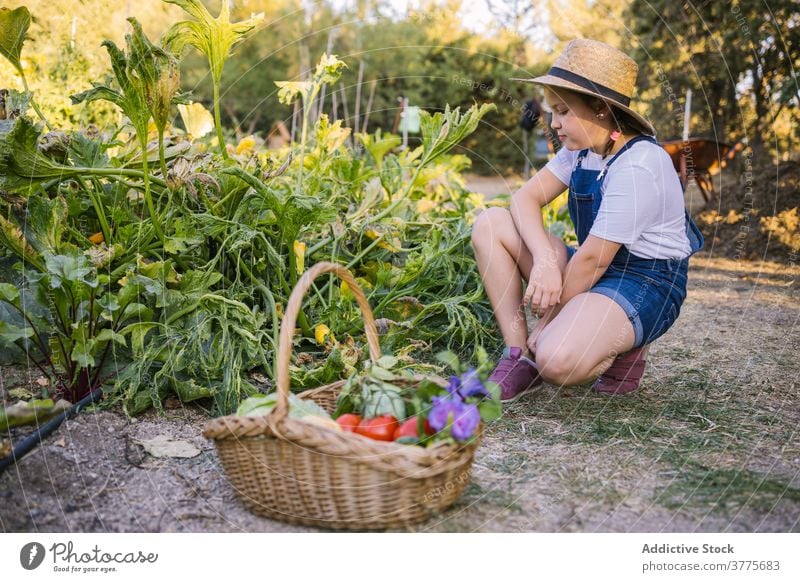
361, 79, 377, 134
354, 61, 365, 133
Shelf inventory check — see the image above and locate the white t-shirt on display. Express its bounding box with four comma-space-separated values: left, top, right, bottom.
545, 140, 692, 259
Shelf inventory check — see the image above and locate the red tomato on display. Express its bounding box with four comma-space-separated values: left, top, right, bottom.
355, 415, 398, 441
394, 417, 435, 441
336, 413, 362, 432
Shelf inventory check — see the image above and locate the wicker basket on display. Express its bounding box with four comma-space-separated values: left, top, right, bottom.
203, 262, 480, 530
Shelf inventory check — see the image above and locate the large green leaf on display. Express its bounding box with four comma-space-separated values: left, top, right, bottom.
419, 102, 496, 165
18, 196, 68, 256
0, 213, 43, 270
45, 253, 96, 289
0, 117, 78, 191
0, 6, 30, 75
163, 0, 264, 84
0, 320, 34, 344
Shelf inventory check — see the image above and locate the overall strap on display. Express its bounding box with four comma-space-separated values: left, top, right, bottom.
575, 148, 590, 168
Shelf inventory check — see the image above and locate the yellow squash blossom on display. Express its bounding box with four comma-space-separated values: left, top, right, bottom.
315, 324, 332, 345
293, 240, 306, 275
236, 135, 256, 155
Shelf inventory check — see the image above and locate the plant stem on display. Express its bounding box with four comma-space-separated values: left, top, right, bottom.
76, 176, 112, 245
138, 136, 165, 246
4, 300, 50, 359
12, 339, 50, 378
367, 163, 424, 225
76, 167, 167, 189
19, 73, 52, 131
157, 129, 168, 178
237, 258, 280, 379
213, 80, 228, 159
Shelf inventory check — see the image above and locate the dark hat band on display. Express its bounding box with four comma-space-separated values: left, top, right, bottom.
548, 67, 631, 107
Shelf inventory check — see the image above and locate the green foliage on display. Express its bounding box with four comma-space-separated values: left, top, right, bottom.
0, 117, 82, 192
0, 4, 511, 420
0, 6, 30, 76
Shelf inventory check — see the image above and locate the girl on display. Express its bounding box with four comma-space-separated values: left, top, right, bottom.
472, 39, 704, 401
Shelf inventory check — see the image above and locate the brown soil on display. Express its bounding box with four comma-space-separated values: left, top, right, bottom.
1, 254, 798, 533
689, 159, 799, 262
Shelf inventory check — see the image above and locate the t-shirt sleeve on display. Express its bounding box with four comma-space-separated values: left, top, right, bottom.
543, 146, 575, 186
589, 162, 662, 245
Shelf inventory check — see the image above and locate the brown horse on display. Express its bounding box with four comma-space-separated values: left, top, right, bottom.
661, 138, 744, 203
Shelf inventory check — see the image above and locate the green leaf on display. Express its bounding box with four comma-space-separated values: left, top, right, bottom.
45, 254, 96, 289
171, 376, 214, 403
357, 129, 401, 169
71, 338, 95, 368
275, 81, 310, 105
419, 102, 496, 166
20, 195, 68, 256
0, 117, 84, 192
95, 328, 127, 348
485, 380, 501, 402
68, 132, 108, 168
478, 398, 502, 423
119, 321, 159, 354
435, 350, 461, 373
0, 283, 19, 304
0, 89, 30, 118
163, 0, 264, 84
0, 320, 34, 344
363, 388, 406, 419
376, 355, 399, 369
368, 365, 396, 381
0, 6, 30, 75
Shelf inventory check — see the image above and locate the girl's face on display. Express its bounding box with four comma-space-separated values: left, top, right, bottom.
544, 88, 609, 152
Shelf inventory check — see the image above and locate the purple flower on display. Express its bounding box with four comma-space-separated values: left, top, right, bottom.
428, 396, 461, 432
459, 368, 489, 399
428, 395, 481, 441
445, 375, 462, 398
451, 403, 480, 441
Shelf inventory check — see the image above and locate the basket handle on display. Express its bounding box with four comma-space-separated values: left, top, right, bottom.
272, 262, 382, 424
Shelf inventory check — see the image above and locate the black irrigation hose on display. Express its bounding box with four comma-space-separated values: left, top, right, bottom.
0, 387, 104, 475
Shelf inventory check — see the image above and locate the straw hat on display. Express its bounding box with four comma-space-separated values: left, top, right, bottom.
512, 38, 655, 136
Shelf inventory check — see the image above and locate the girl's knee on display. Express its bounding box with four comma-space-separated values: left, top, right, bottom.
471, 207, 512, 246
535, 339, 580, 385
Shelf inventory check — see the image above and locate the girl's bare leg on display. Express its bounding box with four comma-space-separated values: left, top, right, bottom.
534, 292, 651, 386
471, 207, 569, 354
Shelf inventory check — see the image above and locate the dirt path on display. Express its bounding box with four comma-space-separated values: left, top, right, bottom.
1, 254, 798, 532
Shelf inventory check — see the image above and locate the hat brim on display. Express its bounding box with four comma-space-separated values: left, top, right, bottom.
511, 74, 656, 136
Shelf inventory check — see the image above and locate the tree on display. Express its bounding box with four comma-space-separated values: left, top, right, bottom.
625, 0, 799, 161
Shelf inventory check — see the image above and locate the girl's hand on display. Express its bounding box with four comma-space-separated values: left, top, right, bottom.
524, 259, 562, 317
527, 325, 544, 355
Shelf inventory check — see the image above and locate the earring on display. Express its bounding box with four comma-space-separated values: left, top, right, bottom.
609, 129, 621, 141
597, 113, 605, 118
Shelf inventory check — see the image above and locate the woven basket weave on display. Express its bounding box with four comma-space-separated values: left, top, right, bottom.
203, 262, 480, 530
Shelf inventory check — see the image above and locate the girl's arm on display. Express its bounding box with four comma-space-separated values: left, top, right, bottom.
510, 167, 567, 260
510, 168, 569, 313
529, 235, 621, 346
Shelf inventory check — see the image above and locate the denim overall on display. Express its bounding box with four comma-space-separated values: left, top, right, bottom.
565, 135, 705, 348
